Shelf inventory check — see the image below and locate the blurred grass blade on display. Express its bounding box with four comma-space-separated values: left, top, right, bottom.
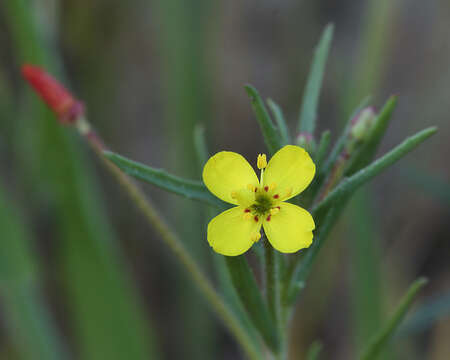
360, 278, 428, 360
298, 23, 334, 134
315, 130, 331, 167
104, 151, 225, 208
0, 186, 67, 360
193, 124, 209, 166
267, 98, 290, 145
225, 256, 280, 353
314, 127, 437, 215
306, 341, 323, 360
245, 85, 283, 155
397, 289, 450, 338
4, 1, 160, 357
346, 96, 397, 175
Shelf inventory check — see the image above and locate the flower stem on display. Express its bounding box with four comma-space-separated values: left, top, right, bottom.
264, 239, 287, 359
76, 118, 261, 360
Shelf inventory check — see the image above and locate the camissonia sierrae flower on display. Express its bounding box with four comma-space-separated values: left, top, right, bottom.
203, 145, 316, 256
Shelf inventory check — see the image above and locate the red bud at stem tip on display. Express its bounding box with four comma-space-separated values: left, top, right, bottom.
21, 64, 84, 124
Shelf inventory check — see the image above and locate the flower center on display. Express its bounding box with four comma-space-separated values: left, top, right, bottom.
250, 193, 273, 216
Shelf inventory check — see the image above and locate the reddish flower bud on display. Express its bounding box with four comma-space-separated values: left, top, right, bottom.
21, 64, 84, 124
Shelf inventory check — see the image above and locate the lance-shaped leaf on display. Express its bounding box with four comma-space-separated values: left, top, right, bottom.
314, 127, 437, 216
267, 98, 290, 145
225, 255, 280, 353
315, 130, 331, 167
346, 96, 397, 175
104, 151, 226, 209
245, 85, 283, 155
360, 278, 428, 360
298, 23, 334, 134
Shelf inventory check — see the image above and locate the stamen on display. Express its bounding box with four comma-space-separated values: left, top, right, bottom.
243, 213, 252, 220
257, 154, 267, 169
254, 216, 259, 222
247, 184, 257, 192
266, 215, 271, 221
251, 232, 261, 243
244, 209, 250, 213
270, 207, 280, 215
285, 187, 293, 198
264, 186, 269, 192
273, 194, 279, 199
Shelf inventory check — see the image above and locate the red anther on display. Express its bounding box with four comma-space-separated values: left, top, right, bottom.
254, 216, 259, 222
254, 188, 258, 192
21, 64, 84, 124
273, 194, 279, 199
244, 209, 250, 213
264, 186, 269, 192
276, 206, 280, 210
266, 215, 271, 221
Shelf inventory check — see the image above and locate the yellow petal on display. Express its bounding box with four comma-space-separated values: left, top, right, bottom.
264, 145, 315, 200
263, 202, 315, 253
203, 151, 259, 205
207, 206, 262, 256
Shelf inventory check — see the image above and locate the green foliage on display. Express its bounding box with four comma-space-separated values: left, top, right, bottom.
298, 24, 334, 135
0, 186, 67, 360
346, 96, 398, 175
360, 278, 428, 360
245, 85, 283, 155
306, 341, 323, 360
225, 256, 280, 353
267, 98, 290, 145
104, 151, 225, 209
315, 130, 331, 167
314, 127, 437, 216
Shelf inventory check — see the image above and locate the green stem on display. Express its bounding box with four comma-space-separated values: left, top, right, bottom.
264, 240, 286, 359
78, 120, 260, 360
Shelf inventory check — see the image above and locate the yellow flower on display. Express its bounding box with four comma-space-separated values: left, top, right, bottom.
203, 145, 316, 256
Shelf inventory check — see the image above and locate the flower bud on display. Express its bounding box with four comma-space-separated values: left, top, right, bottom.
21, 64, 84, 124
350, 107, 376, 141
296, 132, 316, 154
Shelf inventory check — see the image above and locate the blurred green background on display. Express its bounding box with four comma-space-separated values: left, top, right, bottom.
0, 0, 449, 359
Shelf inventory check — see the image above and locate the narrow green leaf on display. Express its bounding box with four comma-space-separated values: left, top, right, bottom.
267, 98, 290, 145
0, 186, 67, 360
225, 256, 280, 353
360, 278, 428, 360
245, 85, 283, 154
298, 23, 334, 134
314, 127, 437, 216
104, 151, 226, 209
346, 96, 397, 175
306, 341, 323, 360
315, 130, 331, 167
